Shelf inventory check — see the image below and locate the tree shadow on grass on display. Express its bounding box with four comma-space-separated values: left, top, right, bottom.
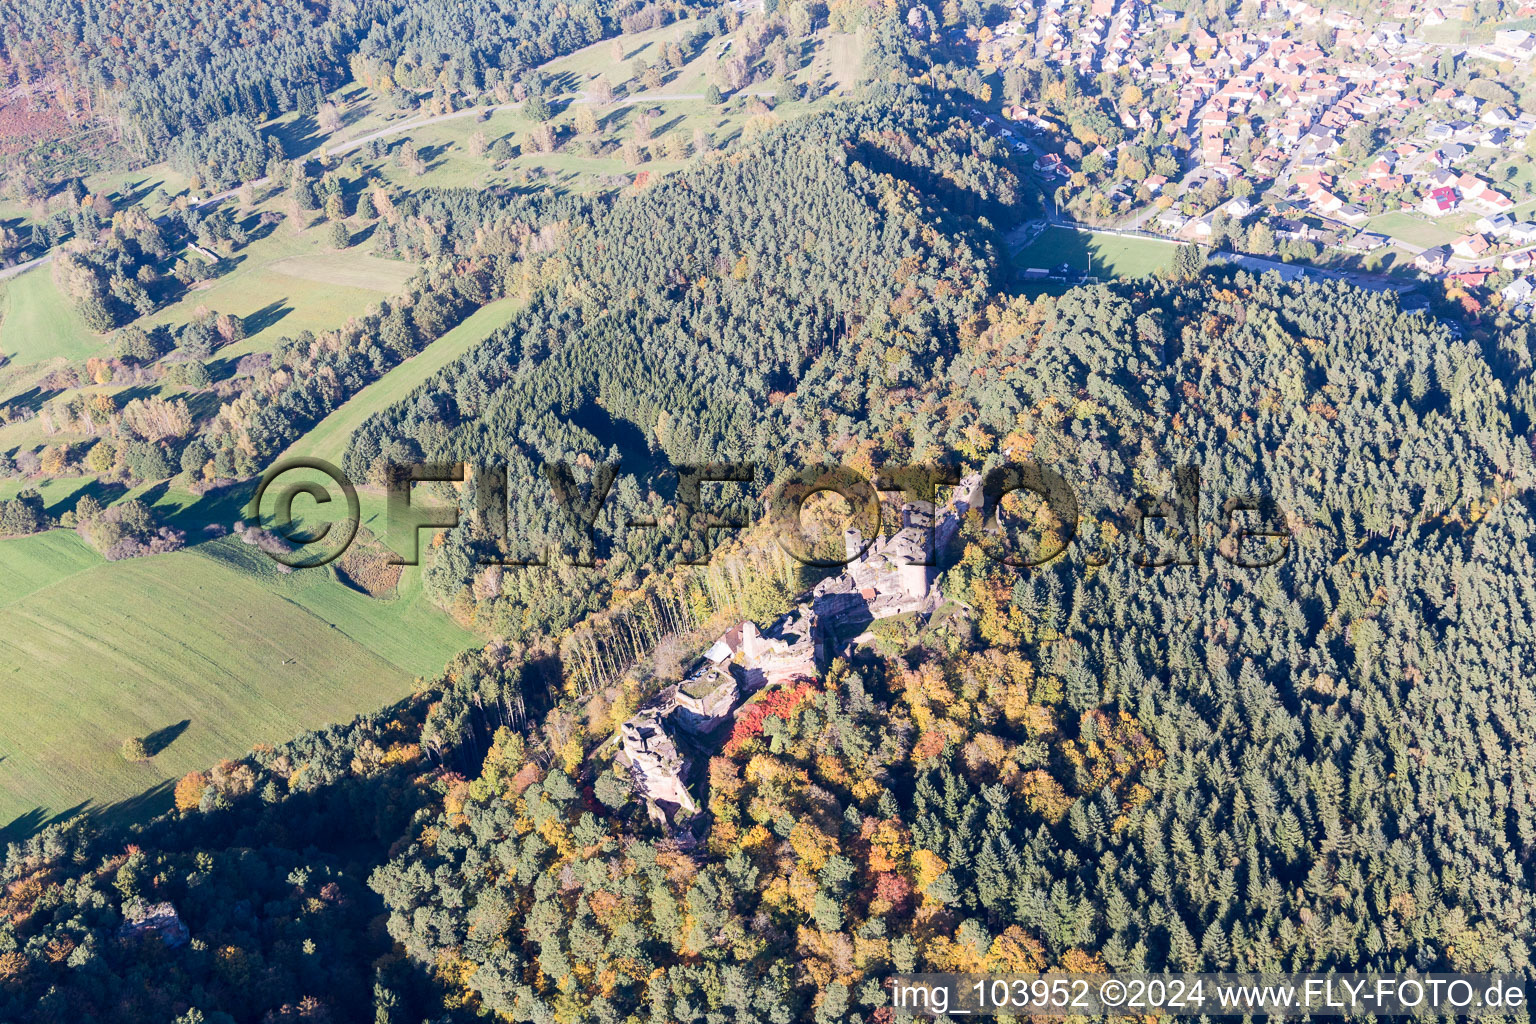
241, 215, 280, 246
0, 801, 88, 847
135, 479, 172, 510
269, 113, 324, 159
653, 114, 687, 138
419, 143, 451, 173
158, 479, 257, 539
114, 177, 162, 210
242, 299, 293, 338
143, 720, 190, 757
2, 385, 59, 414
177, 387, 227, 424
0, 777, 182, 846
48, 477, 129, 518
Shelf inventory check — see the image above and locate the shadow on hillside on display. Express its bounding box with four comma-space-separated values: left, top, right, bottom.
0, 778, 179, 846
136, 479, 172, 510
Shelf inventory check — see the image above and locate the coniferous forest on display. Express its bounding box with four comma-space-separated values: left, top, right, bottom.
0, 0, 691, 162
3, 18, 1536, 1024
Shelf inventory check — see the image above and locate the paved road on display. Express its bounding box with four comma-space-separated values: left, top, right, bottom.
0, 252, 51, 283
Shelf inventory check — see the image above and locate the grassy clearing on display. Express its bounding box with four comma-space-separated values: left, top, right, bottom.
0, 529, 474, 836
1013, 226, 1180, 278
88, 165, 192, 213
0, 267, 102, 365
1367, 212, 1460, 250
290, 295, 522, 466
265, 249, 419, 293
148, 223, 419, 363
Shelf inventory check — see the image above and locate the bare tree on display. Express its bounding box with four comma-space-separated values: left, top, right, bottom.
318, 101, 343, 134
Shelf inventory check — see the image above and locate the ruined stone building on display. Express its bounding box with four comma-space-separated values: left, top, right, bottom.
118, 902, 190, 948
739, 607, 819, 689
810, 473, 982, 629
619, 705, 700, 822
613, 474, 982, 824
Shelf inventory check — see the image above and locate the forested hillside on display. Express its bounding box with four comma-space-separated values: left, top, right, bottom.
362, 273, 1536, 1020
5, 75, 1536, 1024
0, 0, 699, 162
346, 92, 1024, 638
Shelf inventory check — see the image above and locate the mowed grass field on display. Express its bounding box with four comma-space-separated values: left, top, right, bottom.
1365, 212, 1460, 250
0, 267, 102, 365
289, 295, 522, 465
148, 225, 419, 364
1014, 226, 1180, 279
0, 528, 475, 838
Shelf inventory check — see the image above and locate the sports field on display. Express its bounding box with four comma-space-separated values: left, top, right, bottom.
1365, 212, 1460, 250
1014, 225, 1181, 279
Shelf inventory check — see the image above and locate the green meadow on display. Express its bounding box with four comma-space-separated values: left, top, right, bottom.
0, 528, 474, 838
1013, 226, 1181, 279
290, 294, 522, 466
0, 267, 102, 365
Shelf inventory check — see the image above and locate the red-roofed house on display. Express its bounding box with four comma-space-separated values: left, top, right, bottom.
1451, 233, 1492, 259
1422, 185, 1461, 216
1449, 268, 1492, 287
